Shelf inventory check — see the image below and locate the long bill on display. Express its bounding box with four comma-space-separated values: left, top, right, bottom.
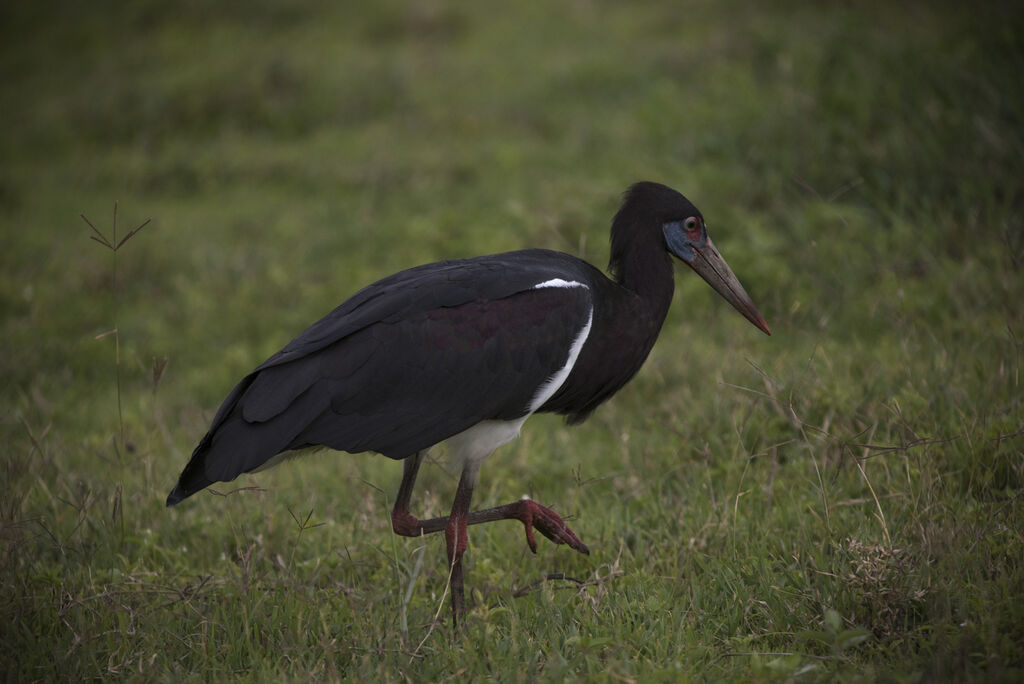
684, 236, 771, 335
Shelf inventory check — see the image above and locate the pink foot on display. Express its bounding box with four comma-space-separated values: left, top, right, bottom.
510, 499, 589, 555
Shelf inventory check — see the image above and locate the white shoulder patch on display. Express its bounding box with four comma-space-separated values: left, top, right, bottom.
533, 278, 589, 290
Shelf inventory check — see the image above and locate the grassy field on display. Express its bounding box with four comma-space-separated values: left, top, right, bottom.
3, 1, 1023, 680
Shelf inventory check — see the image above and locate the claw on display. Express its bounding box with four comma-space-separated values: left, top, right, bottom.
523, 522, 539, 553
515, 499, 590, 556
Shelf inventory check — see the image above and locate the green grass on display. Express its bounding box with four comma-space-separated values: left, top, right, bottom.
3, 0, 1023, 680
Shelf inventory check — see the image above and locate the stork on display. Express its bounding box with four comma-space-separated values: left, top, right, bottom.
167, 182, 770, 623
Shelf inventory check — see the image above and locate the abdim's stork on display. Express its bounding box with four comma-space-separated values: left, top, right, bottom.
167, 182, 770, 622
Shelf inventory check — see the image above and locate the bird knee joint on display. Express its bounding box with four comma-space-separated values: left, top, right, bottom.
391, 510, 421, 537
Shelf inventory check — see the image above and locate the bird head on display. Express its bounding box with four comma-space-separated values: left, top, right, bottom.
619, 181, 771, 336
661, 201, 770, 335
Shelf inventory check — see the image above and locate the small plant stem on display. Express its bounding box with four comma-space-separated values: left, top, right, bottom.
82, 202, 150, 451
113, 245, 124, 449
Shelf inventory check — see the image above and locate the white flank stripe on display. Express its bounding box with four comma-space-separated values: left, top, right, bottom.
527, 307, 593, 413
443, 279, 592, 472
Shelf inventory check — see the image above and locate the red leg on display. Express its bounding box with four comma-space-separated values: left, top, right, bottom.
389, 453, 590, 624
390, 452, 588, 555
458, 498, 589, 555
389, 452, 477, 623
390, 451, 427, 537
444, 461, 477, 624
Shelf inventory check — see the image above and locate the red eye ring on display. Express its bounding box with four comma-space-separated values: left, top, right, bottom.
683, 216, 701, 235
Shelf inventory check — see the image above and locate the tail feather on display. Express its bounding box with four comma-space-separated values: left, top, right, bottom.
166, 433, 216, 506
166, 381, 331, 506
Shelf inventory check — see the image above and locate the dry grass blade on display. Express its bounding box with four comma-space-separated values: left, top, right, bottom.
115, 217, 152, 250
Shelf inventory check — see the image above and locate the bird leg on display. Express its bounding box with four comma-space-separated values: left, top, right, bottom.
443, 460, 477, 624
390, 451, 427, 536
389, 452, 591, 624
390, 452, 589, 557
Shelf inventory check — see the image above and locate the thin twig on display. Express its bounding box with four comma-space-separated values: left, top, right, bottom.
966, 490, 1024, 554
993, 428, 1024, 445
719, 651, 835, 662
206, 486, 267, 498
848, 435, 960, 457
511, 572, 592, 598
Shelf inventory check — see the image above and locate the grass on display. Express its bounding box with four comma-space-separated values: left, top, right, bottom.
2, 0, 1023, 680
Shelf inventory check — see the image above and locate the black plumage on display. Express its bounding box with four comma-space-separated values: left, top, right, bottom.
168, 252, 595, 502
167, 181, 770, 623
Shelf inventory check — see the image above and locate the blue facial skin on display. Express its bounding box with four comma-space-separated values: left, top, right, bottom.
663, 220, 707, 263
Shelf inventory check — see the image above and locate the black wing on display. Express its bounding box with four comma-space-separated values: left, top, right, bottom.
167, 250, 595, 505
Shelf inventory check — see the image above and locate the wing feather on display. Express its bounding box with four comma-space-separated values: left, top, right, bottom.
167, 251, 598, 505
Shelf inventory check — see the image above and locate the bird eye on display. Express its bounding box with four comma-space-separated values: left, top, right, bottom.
683, 216, 701, 235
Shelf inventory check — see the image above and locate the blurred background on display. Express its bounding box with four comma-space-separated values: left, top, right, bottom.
2, 1, 1022, 680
